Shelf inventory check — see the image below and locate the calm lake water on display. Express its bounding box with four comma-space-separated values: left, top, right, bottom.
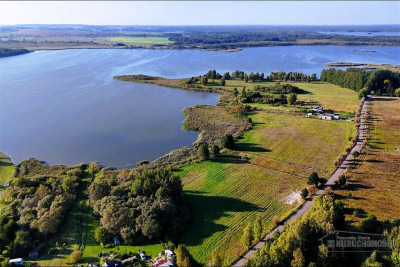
1, 46, 399, 168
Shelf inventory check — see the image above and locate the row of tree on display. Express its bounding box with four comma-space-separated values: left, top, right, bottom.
320, 68, 400, 97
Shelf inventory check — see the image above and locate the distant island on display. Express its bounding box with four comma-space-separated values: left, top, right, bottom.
324, 62, 400, 72
0, 48, 30, 58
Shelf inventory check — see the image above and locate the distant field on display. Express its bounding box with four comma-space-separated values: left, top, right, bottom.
239, 111, 355, 178
0, 152, 13, 184
176, 158, 304, 265
102, 36, 172, 46
337, 97, 400, 225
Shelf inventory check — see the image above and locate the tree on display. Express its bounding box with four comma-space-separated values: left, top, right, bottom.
362, 251, 382, 267
94, 226, 113, 245
201, 76, 208, 85
395, 88, 400, 97
70, 250, 83, 263
221, 134, 235, 149
254, 215, 263, 241
242, 223, 254, 248
352, 151, 360, 158
287, 93, 297, 105
301, 188, 308, 200
307, 172, 319, 186
220, 77, 226, 86
311, 73, 317, 81
291, 248, 305, 267
197, 144, 210, 161
176, 244, 191, 267
233, 88, 239, 97
210, 145, 220, 158
244, 73, 249, 83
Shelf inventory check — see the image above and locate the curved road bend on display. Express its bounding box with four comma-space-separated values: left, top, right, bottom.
232, 97, 370, 266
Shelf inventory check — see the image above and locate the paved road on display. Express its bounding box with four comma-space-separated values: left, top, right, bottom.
232, 98, 369, 266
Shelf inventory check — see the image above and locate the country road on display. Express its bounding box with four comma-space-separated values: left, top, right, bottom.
232, 97, 369, 266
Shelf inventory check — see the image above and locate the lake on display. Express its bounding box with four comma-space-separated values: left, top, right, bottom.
1, 46, 399, 168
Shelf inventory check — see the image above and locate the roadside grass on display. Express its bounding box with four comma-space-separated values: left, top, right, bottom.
176, 158, 305, 265
238, 111, 355, 178
336, 97, 400, 225
0, 152, 13, 185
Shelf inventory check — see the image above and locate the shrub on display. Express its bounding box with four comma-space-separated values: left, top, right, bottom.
338, 175, 347, 188
324, 187, 333, 195
273, 216, 280, 226
94, 226, 113, 245
70, 250, 83, 263
395, 88, 400, 97
242, 223, 254, 248
300, 188, 308, 200
307, 185, 317, 196
352, 151, 360, 158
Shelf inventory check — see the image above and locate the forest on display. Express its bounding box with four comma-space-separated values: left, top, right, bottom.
320, 68, 400, 97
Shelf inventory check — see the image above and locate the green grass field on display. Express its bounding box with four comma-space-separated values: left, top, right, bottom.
239, 111, 355, 178
176, 109, 355, 265
176, 158, 304, 265
0, 152, 13, 184
196, 80, 359, 113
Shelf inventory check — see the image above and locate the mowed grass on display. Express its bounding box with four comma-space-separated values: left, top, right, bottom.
0, 152, 13, 184
336, 97, 400, 225
291, 81, 359, 113
176, 158, 305, 265
238, 111, 355, 178
195, 80, 358, 113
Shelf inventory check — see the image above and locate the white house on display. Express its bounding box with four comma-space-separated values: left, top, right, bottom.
9, 258, 24, 265
319, 113, 334, 120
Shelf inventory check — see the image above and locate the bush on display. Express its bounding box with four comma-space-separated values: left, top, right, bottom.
338, 175, 347, 188
352, 151, 360, 158
395, 88, 400, 97
70, 250, 83, 263
94, 226, 113, 245
307, 185, 317, 196
300, 188, 308, 200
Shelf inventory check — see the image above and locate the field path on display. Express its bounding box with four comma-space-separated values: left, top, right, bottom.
232, 97, 369, 266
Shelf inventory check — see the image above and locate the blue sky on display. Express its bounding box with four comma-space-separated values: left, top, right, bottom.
0, 1, 399, 25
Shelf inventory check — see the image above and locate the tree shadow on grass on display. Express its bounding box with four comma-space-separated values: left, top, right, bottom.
347, 182, 374, 191
235, 143, 270, 153
212, 155, 246, 165
180, 191, 262, 247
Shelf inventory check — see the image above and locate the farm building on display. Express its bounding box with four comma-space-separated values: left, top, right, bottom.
102, 261, 123, 267
318, 113, 340, 120
311, 105, 324, 112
